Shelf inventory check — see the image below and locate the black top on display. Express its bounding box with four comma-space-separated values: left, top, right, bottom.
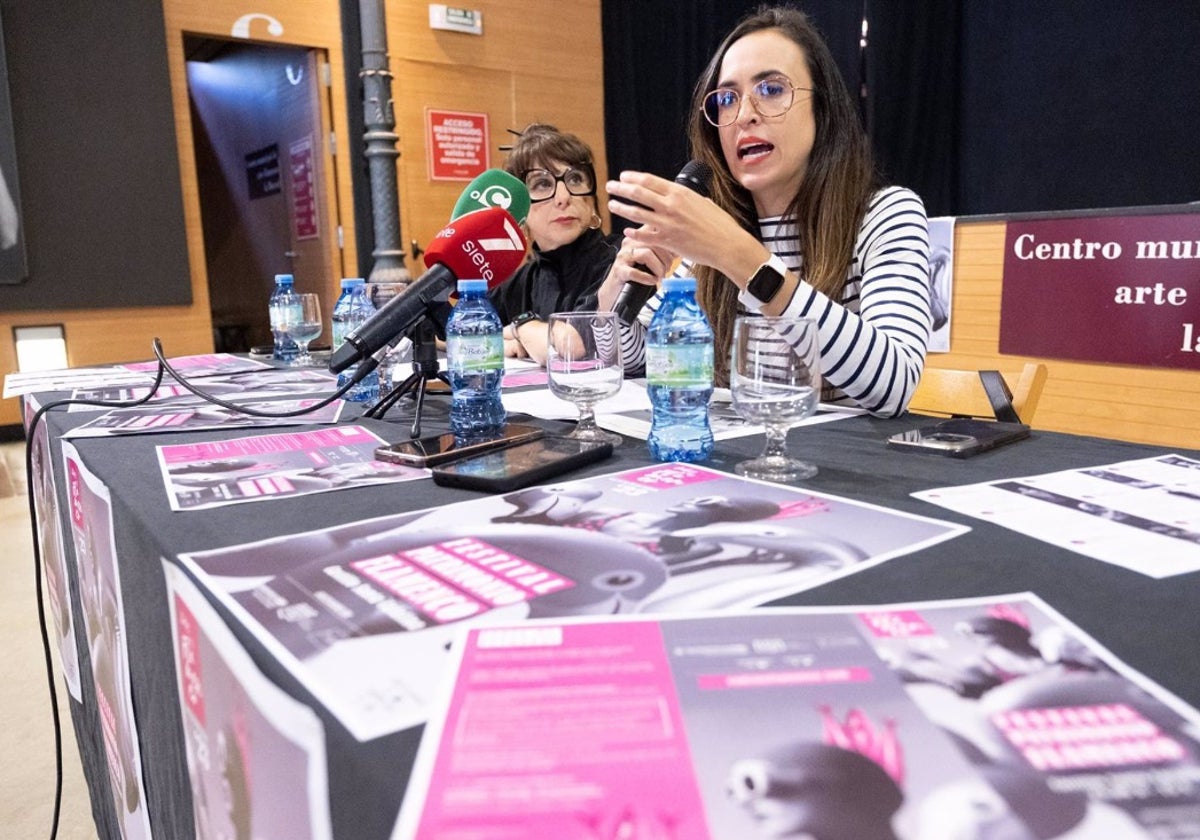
488, 226, 620, 324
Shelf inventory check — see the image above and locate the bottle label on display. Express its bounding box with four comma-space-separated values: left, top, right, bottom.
447, 334, 504, 372
332, 319, 352, 349
646, 344, 714, 386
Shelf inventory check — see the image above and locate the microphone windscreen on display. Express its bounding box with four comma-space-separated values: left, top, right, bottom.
450, 169, 532, 225
424, 206, 528, 289
675, 159, 713, 195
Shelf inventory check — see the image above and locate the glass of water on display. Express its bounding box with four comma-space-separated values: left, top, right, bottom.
283, 293, 323, 366
730, 315, 821, 481
546, 311, 625, 447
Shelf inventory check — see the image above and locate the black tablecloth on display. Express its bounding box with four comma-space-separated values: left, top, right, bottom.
36, 394, 1200, 840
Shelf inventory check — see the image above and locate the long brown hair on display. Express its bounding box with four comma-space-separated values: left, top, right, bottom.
687, 5, 881, 384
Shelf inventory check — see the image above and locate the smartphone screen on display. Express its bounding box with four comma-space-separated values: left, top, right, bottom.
374, 423, 544, 468
431, 436, 613, 492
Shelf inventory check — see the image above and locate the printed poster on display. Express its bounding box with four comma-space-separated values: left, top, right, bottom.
914, 454, 1200, 577
397, 594, 1200, 839
178, 463, 966, 740
62, 441, 152, 840
64, 398, 344, 439
3, 353, 272, 399
156, 425, 426, 511
165, 564, 332, 840
24, 394, 81, 700
928, 216, 955, 353
68, 367, 335, 411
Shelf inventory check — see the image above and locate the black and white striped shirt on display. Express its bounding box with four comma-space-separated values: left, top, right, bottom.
623, 186, 931, 417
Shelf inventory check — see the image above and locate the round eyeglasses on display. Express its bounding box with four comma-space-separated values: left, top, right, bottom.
701, 75, 813, 127
524, 167, 595, 202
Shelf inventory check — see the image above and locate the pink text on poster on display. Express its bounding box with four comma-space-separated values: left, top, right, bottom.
289, 135, 318, 240
999, 210, 1200, 370
426, 109, 489, 181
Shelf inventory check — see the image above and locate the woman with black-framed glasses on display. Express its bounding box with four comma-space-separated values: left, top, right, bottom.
598, 6, 932, 418
487, 123, 641, 372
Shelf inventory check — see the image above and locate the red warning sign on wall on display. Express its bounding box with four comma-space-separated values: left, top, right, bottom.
426, 109, 489, 181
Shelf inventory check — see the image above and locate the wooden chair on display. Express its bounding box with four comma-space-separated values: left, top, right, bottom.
908, 362, 1048, 424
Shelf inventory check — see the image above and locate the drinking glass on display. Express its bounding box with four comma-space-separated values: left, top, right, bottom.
367, 281, 411, 388
283, 293, 323, 366
730, 315, 821, 481
546, 311, 624, 447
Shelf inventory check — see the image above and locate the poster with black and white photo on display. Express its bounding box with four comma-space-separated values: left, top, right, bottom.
24, 394, 81, 700
396, 593, 1200, 839
914, 453, 1200, 576
928, 216, 955, 353
165, 564, 332, 840
0, 10, 28, 285
156, 425, 426, 511
61, 441, 152, 840
178, 463, 966, 740
64, 397, 343, 438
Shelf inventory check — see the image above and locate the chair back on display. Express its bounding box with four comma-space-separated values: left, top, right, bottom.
909, 362, 1048, 424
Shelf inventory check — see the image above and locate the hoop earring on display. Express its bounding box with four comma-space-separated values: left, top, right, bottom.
588, 212, 602, 230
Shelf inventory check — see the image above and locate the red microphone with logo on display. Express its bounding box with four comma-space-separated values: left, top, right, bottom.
328, 206, 527, 374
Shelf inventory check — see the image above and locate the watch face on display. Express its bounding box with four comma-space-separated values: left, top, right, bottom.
749, 264, 784, 303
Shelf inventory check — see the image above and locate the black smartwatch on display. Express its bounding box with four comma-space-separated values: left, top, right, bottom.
510, 311, 539, 329
746, 254, 787, 304
507, 311, 539, 346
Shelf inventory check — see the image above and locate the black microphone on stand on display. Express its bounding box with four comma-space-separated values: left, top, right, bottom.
611, 159, 713, 325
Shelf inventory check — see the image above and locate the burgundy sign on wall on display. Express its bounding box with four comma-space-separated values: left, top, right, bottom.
1000, 212, 1200, 370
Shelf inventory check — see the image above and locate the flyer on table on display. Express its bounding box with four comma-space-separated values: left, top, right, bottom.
64, 397, 344, 438
178, 463, 967, 740
156, 425, 425, 511
915, 454, 1200, 577
396, 593, 1200, 840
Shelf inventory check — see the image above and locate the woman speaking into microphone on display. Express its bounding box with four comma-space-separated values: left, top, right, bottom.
599, 5, 932, 417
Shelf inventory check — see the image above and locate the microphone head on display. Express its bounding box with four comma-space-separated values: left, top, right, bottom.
423, 206, 528, 290
675, 159, 713, 196
450, 169, 532, 225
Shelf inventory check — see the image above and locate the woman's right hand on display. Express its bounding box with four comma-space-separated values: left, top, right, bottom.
596, 236, 672, 312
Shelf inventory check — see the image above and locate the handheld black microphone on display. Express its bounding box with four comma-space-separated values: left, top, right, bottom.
612, 159, 713, 325
328, 207, 527, 373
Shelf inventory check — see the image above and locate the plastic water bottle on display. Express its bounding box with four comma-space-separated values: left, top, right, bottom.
446, 279, 506, 439
268, 274, 300, 363
332, 278, 380, 403
646, 276, 714, 462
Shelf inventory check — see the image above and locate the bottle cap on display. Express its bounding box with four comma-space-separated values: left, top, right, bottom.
340, 277, 365, 289
457, 279, 487, 294
274, 273, 295, 286
662, 276, 697, 293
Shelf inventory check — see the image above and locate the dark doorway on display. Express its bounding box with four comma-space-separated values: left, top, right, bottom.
185, 36, 341, 352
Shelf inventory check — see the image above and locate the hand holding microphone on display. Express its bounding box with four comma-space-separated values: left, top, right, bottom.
610, 160, 712, 325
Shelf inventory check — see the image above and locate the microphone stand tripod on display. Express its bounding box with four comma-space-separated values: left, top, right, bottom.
362, 317, 450, 437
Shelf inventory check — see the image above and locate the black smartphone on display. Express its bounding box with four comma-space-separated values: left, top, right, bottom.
431, 436, 614, 492
374, 423, 544, 468
887, 418, 1030, 458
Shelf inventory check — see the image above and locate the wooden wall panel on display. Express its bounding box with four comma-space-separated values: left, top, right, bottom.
0, 0, 357, 427
388, 0, 606, 277
932, 221, 1200, 449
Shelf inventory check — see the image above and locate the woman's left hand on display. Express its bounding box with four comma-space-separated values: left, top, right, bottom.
606, 171, 765, 282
